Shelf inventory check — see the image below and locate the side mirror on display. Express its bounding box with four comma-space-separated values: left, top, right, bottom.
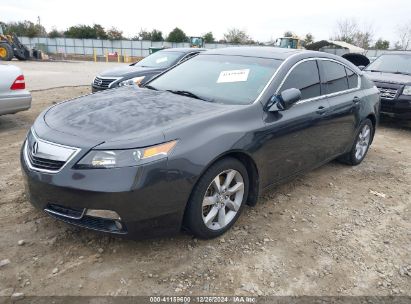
267, 88, 302, 112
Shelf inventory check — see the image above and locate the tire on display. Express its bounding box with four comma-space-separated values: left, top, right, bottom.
338, 119, 374, 166
14, 48, 29, 61
184, 158, 249, 239
0, 42, 13, 61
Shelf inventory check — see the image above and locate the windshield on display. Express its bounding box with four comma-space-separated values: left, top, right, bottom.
365, 54, 411, 75
135, 51, 183, 68
147, 54, 282, 105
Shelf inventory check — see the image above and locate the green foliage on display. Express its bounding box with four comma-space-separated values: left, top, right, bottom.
166, 28, 187, 43
304, 33, 314, 45
203, 32, 215, 43
2, 20, 46, 38
134, 29, 163, 41
150, 29, 163, 41
374, 38, 389, 50
106, 27, 123, 40
48, 28, 63, 38
283, 31, 294, 37
224, 28, 251, 44
64, 24, 108, 39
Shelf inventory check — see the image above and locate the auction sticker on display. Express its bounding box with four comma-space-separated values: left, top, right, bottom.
156, 57, 168, 63
217, 69, 250, 83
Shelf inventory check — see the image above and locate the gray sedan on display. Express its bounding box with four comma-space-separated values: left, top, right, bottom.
0, 64, 31, 115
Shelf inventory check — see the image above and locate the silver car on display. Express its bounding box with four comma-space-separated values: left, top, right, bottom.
0, 64, 31, 115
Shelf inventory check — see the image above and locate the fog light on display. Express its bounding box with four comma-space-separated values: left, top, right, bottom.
86, 209, 121, 220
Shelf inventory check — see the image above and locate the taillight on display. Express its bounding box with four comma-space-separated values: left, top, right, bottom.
10, 75, 26, 90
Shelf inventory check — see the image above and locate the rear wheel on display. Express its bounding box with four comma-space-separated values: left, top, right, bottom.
339, 119, 373, 166
0, 42, 13, 61
184, 158, 249, 239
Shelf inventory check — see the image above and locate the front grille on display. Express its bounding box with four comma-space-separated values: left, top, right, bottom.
27, 151, 65, 171
24, 130, 80, 173
45, 204, 127, 234
377, 87, 398, 100
93, 76, 117, 89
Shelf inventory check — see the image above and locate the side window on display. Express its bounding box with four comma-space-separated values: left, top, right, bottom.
320, 61, 349, 94
345, 67, 358, 89
280, 60, 321, 100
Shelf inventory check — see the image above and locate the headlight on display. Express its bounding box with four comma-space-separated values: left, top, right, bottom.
403, 85, 411, 96
75, 141, 177, 169
118, 76, 145, 87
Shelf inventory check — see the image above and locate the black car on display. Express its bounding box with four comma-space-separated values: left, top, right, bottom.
91, 48, 205, 92
364, 52, 411, 119
21, 47, 380, 239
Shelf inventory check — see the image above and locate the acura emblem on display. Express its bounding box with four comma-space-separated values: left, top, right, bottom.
32, 141, 39, 155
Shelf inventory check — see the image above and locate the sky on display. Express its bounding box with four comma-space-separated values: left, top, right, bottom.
0, 0, 410, 44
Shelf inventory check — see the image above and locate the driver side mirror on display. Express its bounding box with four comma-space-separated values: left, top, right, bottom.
267, 88, 302, 112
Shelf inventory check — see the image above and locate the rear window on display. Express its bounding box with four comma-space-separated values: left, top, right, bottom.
320, 61, 349, 94
345, 67, 358, 89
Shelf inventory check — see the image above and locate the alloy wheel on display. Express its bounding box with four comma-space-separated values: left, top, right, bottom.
202, 169, 245, 230
355, 124, 371, 160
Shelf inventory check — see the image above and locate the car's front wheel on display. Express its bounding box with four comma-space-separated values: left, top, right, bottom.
184, 158, 249, 239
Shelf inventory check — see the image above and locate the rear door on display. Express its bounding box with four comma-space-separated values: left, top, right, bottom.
318, 60, 361, 155
260, 59, 333, 186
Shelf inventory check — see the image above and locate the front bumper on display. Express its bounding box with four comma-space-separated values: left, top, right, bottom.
381, 95, 411, 119
20, 145, 192, 239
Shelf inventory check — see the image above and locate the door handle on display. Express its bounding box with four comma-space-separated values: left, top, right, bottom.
353, 97, 361, 104
316, 106, 327, 115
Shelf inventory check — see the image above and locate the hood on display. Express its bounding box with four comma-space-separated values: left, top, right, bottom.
365, 71, 411, 85
44, 86, 229, 147
99, 65, 162, 78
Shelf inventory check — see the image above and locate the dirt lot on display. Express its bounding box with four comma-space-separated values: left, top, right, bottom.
0, 87, 410, 297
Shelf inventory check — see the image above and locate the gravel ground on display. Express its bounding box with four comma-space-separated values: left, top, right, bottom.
0, 87, 410, 298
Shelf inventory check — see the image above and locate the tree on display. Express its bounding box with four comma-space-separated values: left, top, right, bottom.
395, 22, 411, 50
374, 38, 389, 50
106, 27, 123, 40
283, 31, 294, 37
150, 29, 163, 41
203, 32, 215, 43
136, 29, 151, 40
48, 28, 64, 38
332, 18, 374, 49
166, 27, 187, 43
304, 33, 314, 45
65, 25, 97, 39
224, 28, 251, 44
3, 20, 46, 38
93, 24, 108, 39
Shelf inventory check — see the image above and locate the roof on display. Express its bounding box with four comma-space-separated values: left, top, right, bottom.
203, 46, 302, 60
160, 47, 207, 53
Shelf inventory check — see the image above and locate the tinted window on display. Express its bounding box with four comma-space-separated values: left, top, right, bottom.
321, 61, 349, 94
280, 60, 321, 100
345, 67, 358, 89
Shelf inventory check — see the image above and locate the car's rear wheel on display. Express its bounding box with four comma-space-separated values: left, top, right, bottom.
184, 158, 249, 239
339, 119, 373, 166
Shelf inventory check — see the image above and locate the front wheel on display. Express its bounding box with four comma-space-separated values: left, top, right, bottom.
184, 158, 249, 239
339, 119, 374, 166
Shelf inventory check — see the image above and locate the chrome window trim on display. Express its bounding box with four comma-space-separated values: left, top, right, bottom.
24, 128, 81, 174
274, 57, 362, 106
253, 52, 300, 104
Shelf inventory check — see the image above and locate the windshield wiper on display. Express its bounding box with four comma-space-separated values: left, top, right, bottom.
166, 90, 211, 102
144, 85, 158, 91
389, 71, 411, 75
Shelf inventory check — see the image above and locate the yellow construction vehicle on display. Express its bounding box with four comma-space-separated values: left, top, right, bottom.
0, 25, 30, 61
275, 36, 305, 49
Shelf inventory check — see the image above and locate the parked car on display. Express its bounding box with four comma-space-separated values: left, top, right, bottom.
364, 52, 411, 119
21, 47, 379, 239
0, 64, 31, 115
91, 48, 205, 92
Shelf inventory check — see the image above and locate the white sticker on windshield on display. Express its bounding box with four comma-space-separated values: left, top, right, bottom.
156, 57, 168, 63
217, 69, 250, 83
